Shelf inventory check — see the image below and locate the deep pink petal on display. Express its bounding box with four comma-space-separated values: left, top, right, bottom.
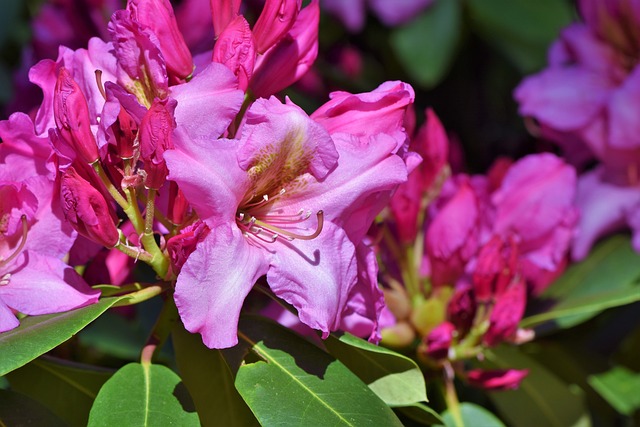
174, 224, 269, 348
267, 221, 357, 338
0, 113, 53, 180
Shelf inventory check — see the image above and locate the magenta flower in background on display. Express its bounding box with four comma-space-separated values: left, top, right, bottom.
323, 0, 435, 32
515, 0, 640, 259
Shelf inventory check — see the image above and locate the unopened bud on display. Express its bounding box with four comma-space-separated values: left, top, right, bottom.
53, 68, 99, 164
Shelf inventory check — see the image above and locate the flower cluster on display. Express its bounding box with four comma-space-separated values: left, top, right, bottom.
0, 0, 415, 351
378, 111, 578, 390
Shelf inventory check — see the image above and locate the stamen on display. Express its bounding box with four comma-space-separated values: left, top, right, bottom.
0, 215, 29, 268
95, 70, 107, 100
0, 273, 10, 286
254, 211, 324, 241
243, 188, 287, 209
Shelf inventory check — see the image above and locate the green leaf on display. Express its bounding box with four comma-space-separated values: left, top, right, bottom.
172, 321, 258, 427
396, 402, 444, 425
467, 0, 574, 73
588, 365, 640, 415
484, 346, 590, 427
390, 0, 462, 88
521, 236, 640, 330
0, 389, 66, 427
6, 356, 113, 427
87, 362, 199, 427
0, 296, 125, 376
439, 402, 506, 427
235, 315, 403, 426
325, 332, 427, 406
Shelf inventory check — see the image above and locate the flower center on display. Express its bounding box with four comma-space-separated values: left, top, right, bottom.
236, 189, 323, 244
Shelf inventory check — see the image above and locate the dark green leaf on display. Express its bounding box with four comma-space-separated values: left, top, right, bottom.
390, 0, 462, 88
6, 356, 113, 427
87, 362, 199, 427
439, 402, 505, 427
522, 236, 640, 330
325, 333, 427, 406
0, 389, 66, 427
0, 296, 125, 376
396, 402, 444, 425
467, 0, 574, 73
172, 321, 258, 427
588, 366, 640, 415
236, 315, 403, 426
484, 346, 590, 427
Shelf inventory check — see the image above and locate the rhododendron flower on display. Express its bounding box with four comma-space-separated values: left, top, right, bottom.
166, 84, 411, 348
514, 0, 640, 257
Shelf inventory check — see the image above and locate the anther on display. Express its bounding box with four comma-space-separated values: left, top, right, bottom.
95, 70, 107, 100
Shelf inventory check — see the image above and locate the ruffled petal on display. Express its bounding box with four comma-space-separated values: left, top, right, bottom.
174, 223, 269, 348
267, 221, 357, 338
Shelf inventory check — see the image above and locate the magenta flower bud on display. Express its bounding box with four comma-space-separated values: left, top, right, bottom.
253, 0, 301, 54
211, 0, 241, 37
139, 98, 176, 189
212, 15, 256, 91
112, 106, 138, 160
128, 0, 194, 82
472, 235, 519, 302
483, 280, 526, 347
424, 321, 455, 361
466, 369, 529, 391
60, 166, 120, 248
446, 282, 477, 334
250, 0, 319, 98
53, 67, 99, 164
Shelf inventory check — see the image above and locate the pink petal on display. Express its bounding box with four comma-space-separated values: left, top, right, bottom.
174, 224, 269, 348
1, 252, 99, 316
608, 66, 640, 150
515, 67, 613, 131
0, 298, 20, 333
267, 221, 358, 338
369, 0, 435, 26
170, 63, 244, 141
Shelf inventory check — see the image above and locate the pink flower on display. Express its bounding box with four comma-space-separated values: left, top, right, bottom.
165, 86, 411, 348
466, 369, 529, 391
514, 0, 640, 257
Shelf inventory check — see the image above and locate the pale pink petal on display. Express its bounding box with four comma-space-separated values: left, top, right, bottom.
0, 299, 20, 333
267, 221, 357, 338
572, 167, 640, 260
608, 66, 640, 150
164, 135, 248, 227
174, 224, 269, 348
0, 113, 53, 180
1, 252, 99, 316
170, 63, 244, 141
515, 67, 613, 131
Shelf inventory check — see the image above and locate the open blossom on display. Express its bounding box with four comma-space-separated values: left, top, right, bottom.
0, 114, 99, 332
165, 81, 412, 348
515, 0, 640, 258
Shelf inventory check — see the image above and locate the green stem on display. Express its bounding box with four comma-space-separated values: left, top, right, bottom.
92, 161, 128, 210
115, 241, 154, 264
145, 188, 157, 234
443, 362, 464, 427
113, 282, 170, 307
140, 295, 179, 365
